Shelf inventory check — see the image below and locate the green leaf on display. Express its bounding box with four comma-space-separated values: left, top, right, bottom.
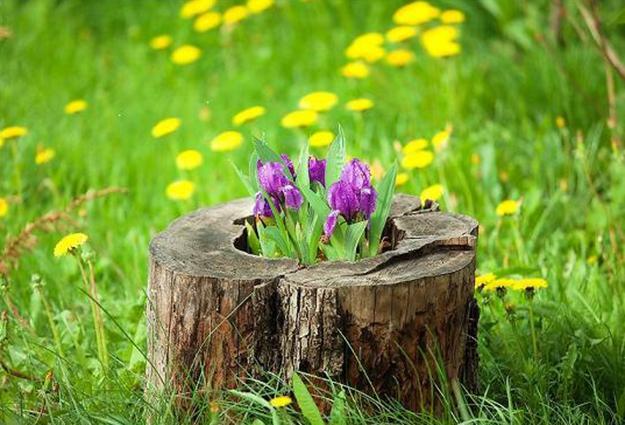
251, 420, 266, 425
254, 137, 282, 164
229, 389, 273, 410
324, 126, 346, 188
329, 391, 346, 425
307, 215, 324, 264
262, 192, 294, 256
245, 221, 261, 255
257, 222, 278, 257
292, 373, 325, 425
231, 161, 256, 196
320, 243, 340, 261
301, 185, 331, 218
616, 386, 625, 419
249, 152, 260, 192
345, 221, 368, 261
296, 144, 310, 189
368, 162, 397, 256
265, 226, 293, 259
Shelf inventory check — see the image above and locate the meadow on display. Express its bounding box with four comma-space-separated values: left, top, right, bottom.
1, 0, 625, 423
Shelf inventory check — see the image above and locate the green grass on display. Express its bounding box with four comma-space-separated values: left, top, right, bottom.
1, 0, 625, 423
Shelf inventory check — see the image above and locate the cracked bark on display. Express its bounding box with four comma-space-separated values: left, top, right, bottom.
146, 194, 479, 412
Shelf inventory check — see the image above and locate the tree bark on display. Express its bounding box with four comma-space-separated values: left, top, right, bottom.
146, 194, 479, 412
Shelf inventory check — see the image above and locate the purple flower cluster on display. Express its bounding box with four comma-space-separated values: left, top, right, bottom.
253, 154, 327, 218
308, 157, 326, 187
324, 159, 377, 236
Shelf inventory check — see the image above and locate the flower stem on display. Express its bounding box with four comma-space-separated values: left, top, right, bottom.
528, 301, 538, 360
10, 140, 23, 202
76, 255, 109, 372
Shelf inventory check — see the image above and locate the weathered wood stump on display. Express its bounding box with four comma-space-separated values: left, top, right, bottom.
146, 194, 479, 412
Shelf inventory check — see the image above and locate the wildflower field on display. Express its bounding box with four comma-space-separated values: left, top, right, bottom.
2, 0, 625, 423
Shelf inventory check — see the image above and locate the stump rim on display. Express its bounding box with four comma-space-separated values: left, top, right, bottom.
149, 194, 478, 284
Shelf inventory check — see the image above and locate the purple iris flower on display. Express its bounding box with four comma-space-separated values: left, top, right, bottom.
323, 159, 378, 237
328, 180, 360, 219
308, 157, 326, 187
253, 192, 276, 217
257, 162, 290, 195
359, 186, 377, 218
324, 210, 339, 237
254, 154, 304, 215
340, 159, 372, 190
282, 184, 303, 210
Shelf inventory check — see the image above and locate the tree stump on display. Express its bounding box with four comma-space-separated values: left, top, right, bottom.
146, 194, 479, 412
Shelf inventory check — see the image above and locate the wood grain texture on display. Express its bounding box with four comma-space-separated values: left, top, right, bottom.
146, 194, 479, 412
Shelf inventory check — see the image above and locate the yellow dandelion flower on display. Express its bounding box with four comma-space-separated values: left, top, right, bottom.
150, 34, 173, 50
64, 99, 88, 115
209, 401, 219, 413
431, 129, 450, 151
341, 61, 369, 79
362, 46, 386, 63
510, 278, 548, 291
308, 130, 334, 148
440, 9, 465, 24
166, 180, 195, 200
424, 25, 459, 41
345, 98, 374, 112
194, 11, 222, 32
385, 49, 415, 67
402, 138, 429, 154
425, 40, 461, 57
475, 272, 496, 286
386, 26, 418, 43
176, 149, 204, 170
345, 33, 385, 62
281, 110, 318, 128
483, 278, 515, 292
0, 197, 8, 218
395, 172, 409, 187
352, 32, 384, 46
555, 116, 566, 129
401, 150, 434, 169
35, 147, 55, 165
0, 126, 28, 140
54, 233, 88, 257
171, 45, 201, 65
269, 395, 292, 408
247, 0, 274, 14
210, 130, 244, 152
151, 117, 181, 138
223, 5, 249, 25
298, 91, 338, 112
496, 199, 520, 217
180, 0, 216, 19
232, 106, 266, 126
393, 1, 440, 25
421, 26, 461, 58
471, 153, 480, 165
420, 184, 443, 202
